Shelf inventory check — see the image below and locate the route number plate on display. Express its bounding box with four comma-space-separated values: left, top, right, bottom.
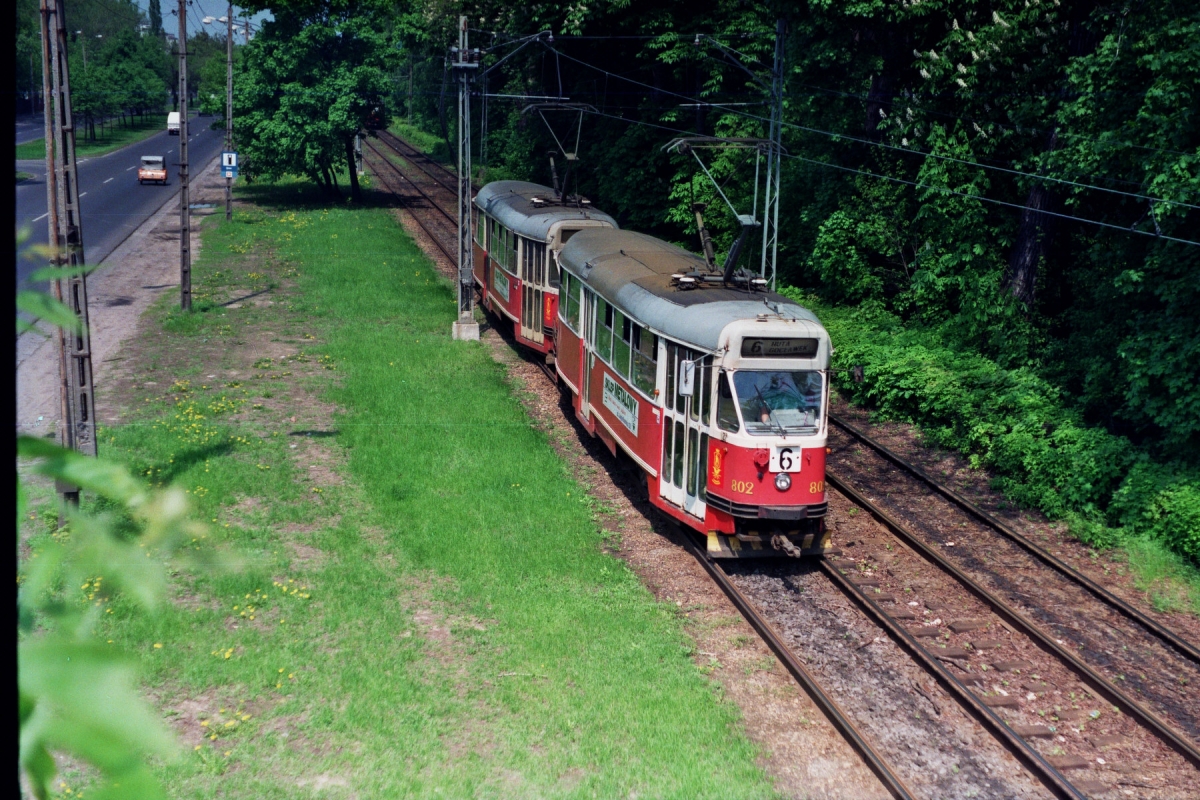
770, 446, 803, 473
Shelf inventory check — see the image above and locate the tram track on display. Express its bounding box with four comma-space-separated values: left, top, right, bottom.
373, 130, 1200, 798
361, 137, 458, 264
828, 412, 1200, 668
825, 415, 1200, 768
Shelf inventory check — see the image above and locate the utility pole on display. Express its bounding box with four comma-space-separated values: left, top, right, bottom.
451, 16, 478, 341
178, 0, 191, 310
760, 18, 785, 291
225, 3, 233, 221
40, 0, 98, 506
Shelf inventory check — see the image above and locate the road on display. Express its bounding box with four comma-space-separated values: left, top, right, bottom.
15, 111, 44, 145
15, 115, 225, 290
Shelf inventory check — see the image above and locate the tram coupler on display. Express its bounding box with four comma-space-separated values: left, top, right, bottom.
771, 534, 804, 558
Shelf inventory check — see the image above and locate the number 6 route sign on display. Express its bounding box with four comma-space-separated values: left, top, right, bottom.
221, 151, 238, 178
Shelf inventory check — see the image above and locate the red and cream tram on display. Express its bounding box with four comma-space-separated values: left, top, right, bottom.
473, 181, 617, 354
555, 228, 833, 557
470, 179, 832, 557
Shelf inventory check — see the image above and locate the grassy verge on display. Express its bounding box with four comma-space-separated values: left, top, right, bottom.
23, 180, 778, 797
17, 115, 168, 160
388, 120, 451, 163
787, 290, 1200, 614
17, 170, 33, 183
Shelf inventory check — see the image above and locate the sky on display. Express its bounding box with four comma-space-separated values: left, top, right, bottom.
131, 0, 273, 40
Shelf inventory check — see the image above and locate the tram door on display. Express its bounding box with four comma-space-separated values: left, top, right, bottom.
580, 291, 595, 417
519, 239, 545, 345
660, 342, 711, 519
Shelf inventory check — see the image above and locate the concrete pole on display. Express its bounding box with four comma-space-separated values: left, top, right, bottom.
178, 0, 191, 310
225, 3, 233, 221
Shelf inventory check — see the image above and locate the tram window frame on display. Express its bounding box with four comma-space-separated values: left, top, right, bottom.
613, 311, 632, 379
631, 326, 657, 397
560, 272, 580, 332
596, 298, 614, 362
716, 370, 741, 433
475, 210, 486, 249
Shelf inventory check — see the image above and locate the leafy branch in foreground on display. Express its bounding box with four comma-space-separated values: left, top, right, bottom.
17, 435, 221, 798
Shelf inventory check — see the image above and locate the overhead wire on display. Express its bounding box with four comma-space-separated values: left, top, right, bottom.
541, 43, 1199, 212
567, 104, 1199, 247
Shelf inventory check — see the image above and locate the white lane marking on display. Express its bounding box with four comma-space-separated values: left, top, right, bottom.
79, 192, 87, 197
104, 178, 113, 183
127, 166, 137, 171
33, 213, 49, 222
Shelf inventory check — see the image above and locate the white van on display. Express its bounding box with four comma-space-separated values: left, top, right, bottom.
167, 111, 180, 135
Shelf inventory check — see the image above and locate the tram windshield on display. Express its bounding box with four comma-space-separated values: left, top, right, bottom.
730, 370, 824, 435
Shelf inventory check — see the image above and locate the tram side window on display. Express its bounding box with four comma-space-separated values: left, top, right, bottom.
631, 326, 657, 396
613, 311, 632, 379
596, 298, 614, 362
716, 371, 741, 433
510, 227, 519, 270
560, 272, 580, 332
549, 255, 560, 289
475, 211, 486, 249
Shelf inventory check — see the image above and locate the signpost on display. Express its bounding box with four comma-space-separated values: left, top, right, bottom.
221, 150, 238, 179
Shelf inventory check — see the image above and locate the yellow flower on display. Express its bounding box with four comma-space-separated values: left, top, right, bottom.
153, 643, 163, 649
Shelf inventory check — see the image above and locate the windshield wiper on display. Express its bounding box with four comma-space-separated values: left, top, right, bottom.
753, 383, 787, 438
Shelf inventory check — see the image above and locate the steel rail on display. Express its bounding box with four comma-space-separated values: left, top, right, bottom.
819, 562, 1087, 800
827, 469, 1200, 769
364, 139, 460, 229
683, 537, 917, 800
375, 130, 462, 197
362, 141, 456, 263
829, 413, 1200, 667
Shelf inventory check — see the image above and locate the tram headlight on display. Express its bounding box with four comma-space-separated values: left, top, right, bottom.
774, 472, 791, 492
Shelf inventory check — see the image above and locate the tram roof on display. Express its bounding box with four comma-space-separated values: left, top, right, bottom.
474, 181, 618, 241
558, 228, 826, 352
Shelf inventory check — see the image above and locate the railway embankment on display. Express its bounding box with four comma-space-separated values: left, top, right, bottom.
19, 177, 797, 797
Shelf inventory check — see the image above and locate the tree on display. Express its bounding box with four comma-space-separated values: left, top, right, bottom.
233, 0, 397, 198
148, 0, 163, 36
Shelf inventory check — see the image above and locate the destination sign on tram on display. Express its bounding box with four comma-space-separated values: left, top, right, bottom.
740, 337, 818, 358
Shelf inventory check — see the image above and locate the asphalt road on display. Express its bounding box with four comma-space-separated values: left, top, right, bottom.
15, 111, 44, 145
15, 115, 225, 290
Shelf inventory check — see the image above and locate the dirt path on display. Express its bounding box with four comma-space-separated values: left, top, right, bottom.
16, 157, 223, 438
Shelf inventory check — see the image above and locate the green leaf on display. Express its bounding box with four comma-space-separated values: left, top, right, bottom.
15, 290, 84, 334
28, 264, 99, 282
17, 436, 148, 507
19, 639, 178, 771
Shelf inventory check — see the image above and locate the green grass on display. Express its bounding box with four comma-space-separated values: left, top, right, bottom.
16, 114, 169, 160
388, 119, 450, 163
1122, 536, 1200, 614
17, 170, 33, 183
33, 179, 778, 798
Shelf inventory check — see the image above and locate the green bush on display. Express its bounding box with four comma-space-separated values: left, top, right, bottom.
783, 288, 1200, 566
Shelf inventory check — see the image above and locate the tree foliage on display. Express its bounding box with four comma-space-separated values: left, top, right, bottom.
232, 0, 398, 197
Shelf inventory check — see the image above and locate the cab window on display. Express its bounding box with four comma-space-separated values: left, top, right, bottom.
716, 371, 740, 433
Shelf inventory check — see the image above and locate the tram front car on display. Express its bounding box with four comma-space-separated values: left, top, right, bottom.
702, 309, 832, 557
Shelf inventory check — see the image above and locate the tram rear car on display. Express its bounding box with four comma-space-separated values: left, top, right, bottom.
472, 181, 617, 354
555, 229, 833, 557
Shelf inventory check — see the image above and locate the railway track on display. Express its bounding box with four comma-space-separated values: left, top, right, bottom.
825, 415, 1200, 767
361, 136, 459, 264
829, 412, 1200, 667
372, 131, 1200, 798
